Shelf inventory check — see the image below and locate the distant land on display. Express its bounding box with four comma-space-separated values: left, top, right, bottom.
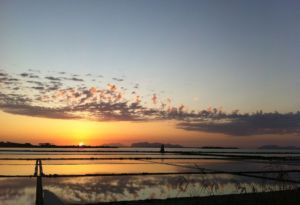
259, 145, 300, 150
100, 143, 124, 147
201, 146, 239, 149
131, 142, 183, 148
0, 141, 183, 148
0, 141, 118, 148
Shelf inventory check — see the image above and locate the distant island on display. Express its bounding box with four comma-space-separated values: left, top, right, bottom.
259, 145, 300, 150
100, 143, 124, 147
201, 146, 239, 149
131, 142, 183, 148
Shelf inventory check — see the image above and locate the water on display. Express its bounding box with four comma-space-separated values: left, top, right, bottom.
0, 147, 300, 205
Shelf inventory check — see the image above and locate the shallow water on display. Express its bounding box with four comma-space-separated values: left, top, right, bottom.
0, 174, 298, 205
0, 147, 300, 205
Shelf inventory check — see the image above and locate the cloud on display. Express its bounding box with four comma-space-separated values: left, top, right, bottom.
0, 103, 79, 119
0, 91, 77, 119
31, 86, 45, 90
107, 83, 117, 92
27, 80, 43, 86
46, 84, 62, 91
1, 69, 300, 137
151, 94, 157, 104
177, 112, 300, 136
0, 77, 19, 83
0, 69, 153, 121
20, 73, 29, 77
0, 73, 20, 87
30, 75, 39, 79
112, 77, 124, 82
45, 76, 61, 81
19, 72, 39, 78
133, 83, 139, 89
0, 92, 31, 105
63, 77, 84, 82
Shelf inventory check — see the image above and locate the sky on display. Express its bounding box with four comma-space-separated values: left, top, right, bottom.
0, 0, 300, 147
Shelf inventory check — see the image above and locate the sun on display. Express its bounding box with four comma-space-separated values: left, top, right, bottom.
78, 142, 84, 147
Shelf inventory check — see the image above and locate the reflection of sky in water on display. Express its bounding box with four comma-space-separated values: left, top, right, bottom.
0, 159, 193, 175
1, 159, 300, 176
0, 174, 298, 205
0, 153, 217, 159
1, 148, 300, 204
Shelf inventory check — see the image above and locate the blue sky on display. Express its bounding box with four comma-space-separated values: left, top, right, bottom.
1, 0, 300, 113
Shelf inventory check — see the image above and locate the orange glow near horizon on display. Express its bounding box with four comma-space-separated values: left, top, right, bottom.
1, 111, 299, 148
0, 111, 196, 146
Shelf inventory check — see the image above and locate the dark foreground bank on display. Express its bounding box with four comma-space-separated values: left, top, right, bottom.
82, 189, 300, 205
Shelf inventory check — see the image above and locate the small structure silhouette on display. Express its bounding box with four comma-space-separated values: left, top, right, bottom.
160, 144, 165, 153
34, 159, 65, 205
34, 159, 44, 205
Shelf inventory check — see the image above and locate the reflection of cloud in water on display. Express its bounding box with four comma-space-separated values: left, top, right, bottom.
0, 178, 35, 205
0, 174, 296, 204
50, 174, 295, 202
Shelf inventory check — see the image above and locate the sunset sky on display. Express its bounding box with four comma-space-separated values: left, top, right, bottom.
1, 0, 300, 147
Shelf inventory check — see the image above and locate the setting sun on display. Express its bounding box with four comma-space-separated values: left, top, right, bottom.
79, 142, 84, 147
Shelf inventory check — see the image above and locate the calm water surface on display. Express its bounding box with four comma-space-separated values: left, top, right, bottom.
0, 147, 299, 205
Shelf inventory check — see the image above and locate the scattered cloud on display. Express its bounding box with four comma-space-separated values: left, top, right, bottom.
31, 86, 45, 90
151, 94, 157, 105
20, 73, 29, 77
1, 69, 300, 137
0, 72, 7, 77
45, 76, 61, 81
64, 77, 84, 82
112, 77, 124, 82
133, 83, 139, 89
